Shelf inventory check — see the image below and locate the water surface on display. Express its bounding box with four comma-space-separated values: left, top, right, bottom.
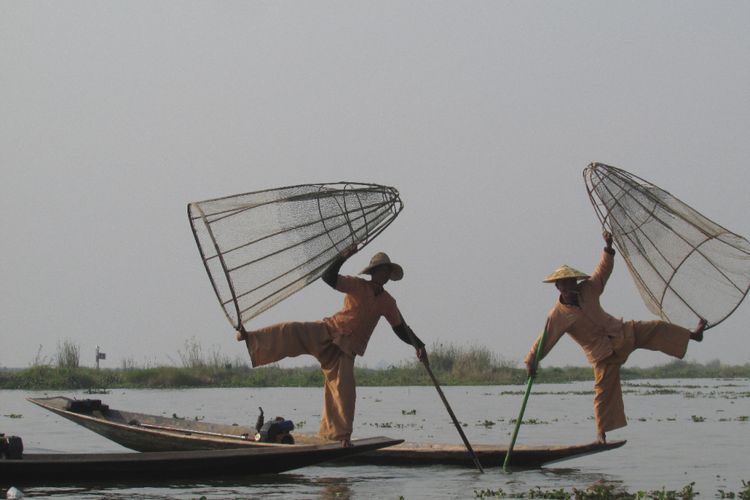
1, 379, 748, 498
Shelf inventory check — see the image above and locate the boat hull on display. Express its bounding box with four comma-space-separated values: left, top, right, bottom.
28, 396, 625, 469
0, 437, 401, 484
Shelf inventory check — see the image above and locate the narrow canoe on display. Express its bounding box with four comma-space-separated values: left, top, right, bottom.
28, 397, 626, 468
0, 437, 402, 484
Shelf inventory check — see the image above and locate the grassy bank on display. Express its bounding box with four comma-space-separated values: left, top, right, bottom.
1, 343, 748, 390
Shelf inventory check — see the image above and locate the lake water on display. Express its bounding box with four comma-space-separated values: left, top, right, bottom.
1, 379, 748, 499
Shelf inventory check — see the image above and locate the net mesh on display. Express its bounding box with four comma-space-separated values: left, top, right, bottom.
583, 162, 750, 330
188, 182, 403, 331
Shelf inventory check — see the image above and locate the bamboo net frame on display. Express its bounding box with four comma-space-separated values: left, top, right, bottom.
188, 182, 403, 331
583, 162, 750, 330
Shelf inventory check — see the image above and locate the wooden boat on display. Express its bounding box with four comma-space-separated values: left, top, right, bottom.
0, 436, 402, 483
28, 397, 626, 468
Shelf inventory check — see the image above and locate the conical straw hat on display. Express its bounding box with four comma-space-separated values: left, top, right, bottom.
360, 252, 403, 281
542, 265, 589, 283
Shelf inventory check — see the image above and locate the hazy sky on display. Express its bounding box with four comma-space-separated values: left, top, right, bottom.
2, 1, 749, 370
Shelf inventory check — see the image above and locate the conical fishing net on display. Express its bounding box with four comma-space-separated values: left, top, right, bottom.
188, 182, 403, 331
583, 163, 750, 330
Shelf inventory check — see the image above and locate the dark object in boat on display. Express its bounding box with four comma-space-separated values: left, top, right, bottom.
0, 434, 23, 460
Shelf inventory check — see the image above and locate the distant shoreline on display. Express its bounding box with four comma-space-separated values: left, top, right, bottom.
1, 358, 748, 390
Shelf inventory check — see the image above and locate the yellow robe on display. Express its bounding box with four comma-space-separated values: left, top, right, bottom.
245, 275, 402, 441
526, 250, 691, 434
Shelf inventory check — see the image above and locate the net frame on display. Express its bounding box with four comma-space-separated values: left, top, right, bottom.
188, 182, 403, 331
583, 162, 750, 330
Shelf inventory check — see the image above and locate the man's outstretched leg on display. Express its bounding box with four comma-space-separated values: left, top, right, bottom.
237, 321, 330, 367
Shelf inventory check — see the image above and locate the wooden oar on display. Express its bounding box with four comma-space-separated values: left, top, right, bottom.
503, 320, 549, 472
132, 421, 254, 441
421, 360, 485, 472
406, 329, 484, 473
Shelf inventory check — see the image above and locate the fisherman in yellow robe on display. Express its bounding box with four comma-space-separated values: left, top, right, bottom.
237, 246, 428, 447
525, 231, 707, 444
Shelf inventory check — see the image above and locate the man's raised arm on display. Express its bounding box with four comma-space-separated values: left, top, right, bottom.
322, 244, 358, 289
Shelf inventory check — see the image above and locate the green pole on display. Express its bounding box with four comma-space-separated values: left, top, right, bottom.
502, 321, 549, 472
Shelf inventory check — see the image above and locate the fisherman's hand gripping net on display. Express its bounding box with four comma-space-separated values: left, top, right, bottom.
583, 163, 750, 330
188, 183, 403, 331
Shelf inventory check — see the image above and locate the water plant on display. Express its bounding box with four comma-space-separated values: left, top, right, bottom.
718, 480, 750, 499
475, 482, 702, 499
55, 339, 80, 369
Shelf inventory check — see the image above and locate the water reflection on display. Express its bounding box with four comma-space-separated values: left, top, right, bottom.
19, 473, 353, 499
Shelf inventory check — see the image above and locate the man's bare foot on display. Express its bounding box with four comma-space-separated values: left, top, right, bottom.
691, 318, 708, 342
341, 438, 353, 448
236, 329, 248, 342
596, 432, 606, 444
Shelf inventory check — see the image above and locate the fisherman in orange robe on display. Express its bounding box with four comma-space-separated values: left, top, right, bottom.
525, 231, 707, 444
237, 246, 428, 447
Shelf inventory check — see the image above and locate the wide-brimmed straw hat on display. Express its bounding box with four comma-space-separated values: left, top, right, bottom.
360, 252, 404, 281
542, 265, 590, 283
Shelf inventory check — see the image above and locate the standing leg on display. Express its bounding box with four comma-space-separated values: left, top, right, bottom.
318, 344, 356, 444
593, 360, 627, 443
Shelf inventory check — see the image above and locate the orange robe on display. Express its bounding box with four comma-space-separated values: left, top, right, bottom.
246, 275, 401, 441
526, 250, 691, 434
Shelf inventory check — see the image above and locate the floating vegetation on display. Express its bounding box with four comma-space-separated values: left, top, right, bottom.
401, 409, 417, 415
718, 479, 750, 499
365, 421, 414, 430
509, 418, 548, 425
478, 420, 496, 428
720, 415, 750, 422
475, 481, 702, 499
500, 390, 594, 396
2, 414, 22, 419
691, 415, 706, 423
641, 389, 680, 395
372, 422, 392, 428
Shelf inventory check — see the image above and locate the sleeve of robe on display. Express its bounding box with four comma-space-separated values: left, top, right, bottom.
524, 311, 573, 366
588, 249, 615, 296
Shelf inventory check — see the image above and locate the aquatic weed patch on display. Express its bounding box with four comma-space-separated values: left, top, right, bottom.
509, 418, 549, 425
475, 482, 701, 499
718, 416, 749, 422
718, 480, 750, 499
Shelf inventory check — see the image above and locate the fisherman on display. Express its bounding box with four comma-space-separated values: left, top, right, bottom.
236, 246, 428, 448
525, 231, 707, 444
